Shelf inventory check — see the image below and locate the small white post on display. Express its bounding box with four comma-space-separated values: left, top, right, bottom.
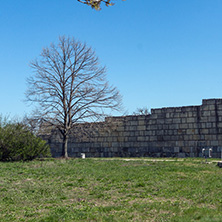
202, 148, 205, 157
81, 153, 85, 159
209, 148, 212, 158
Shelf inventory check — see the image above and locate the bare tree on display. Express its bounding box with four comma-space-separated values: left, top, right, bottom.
133, 107, 150, 116
22, 114, 52, 136
26, 36, 122, 158
77, 0, 125, 10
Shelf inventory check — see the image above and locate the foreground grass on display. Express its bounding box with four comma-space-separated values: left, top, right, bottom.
0, 158, 222, 221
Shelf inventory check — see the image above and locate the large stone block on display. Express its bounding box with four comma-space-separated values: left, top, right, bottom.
138, 131, 145, 136
180, 123, 188, 129
186, 129, 195, 134
163, 147, 174, 152
169, 124, 179, 130
157, 119, 165, 124
116, 137, 124, 142
151, 108, 162, 114
202, 99, 216, 105
165, 118, 173, 124
109, 142, 117, 148
200, 129, 209, 134
174, 147, 180, 152
148, 114, 158, 119
209, 129, 217, 134
173, 118, 181, 124
128, 136, 137, 142
202, 111, 211, 117
163, 125, 169, 130
210, 141, 219, 146
137, 136, 146, 141
129, 126, 137, 131
117, 126, 125, 131
156, 130, 164, 135
177, 153, 186, 158
181, 118, 187, 123
150, 125, 158, 130
208, 105, 216, 110
150, 136, 157, 141
163, 135, 171, 141
148, 119, 157, 125
137, 125, 146, 131
187, 117, 195, 123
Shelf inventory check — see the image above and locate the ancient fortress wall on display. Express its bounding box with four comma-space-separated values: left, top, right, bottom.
47, 99, 222, 158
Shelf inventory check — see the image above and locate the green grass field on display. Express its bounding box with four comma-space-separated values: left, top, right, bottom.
0, 158, 222, 221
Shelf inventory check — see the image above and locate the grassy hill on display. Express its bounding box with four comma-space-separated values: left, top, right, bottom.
0, 158, 222, 221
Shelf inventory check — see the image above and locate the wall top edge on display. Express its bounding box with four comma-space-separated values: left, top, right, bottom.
108, 99, 222, 119
202, 98, 222, 105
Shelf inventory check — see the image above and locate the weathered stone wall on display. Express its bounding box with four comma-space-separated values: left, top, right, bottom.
46, 99, 222, 158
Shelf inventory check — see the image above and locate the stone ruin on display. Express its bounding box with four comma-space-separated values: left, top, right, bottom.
43, 99, 222, 158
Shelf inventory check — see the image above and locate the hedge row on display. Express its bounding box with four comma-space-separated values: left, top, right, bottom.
0, 122, 51, 161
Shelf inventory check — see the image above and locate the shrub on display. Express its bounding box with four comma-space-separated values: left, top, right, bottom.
0, 120, 51, 161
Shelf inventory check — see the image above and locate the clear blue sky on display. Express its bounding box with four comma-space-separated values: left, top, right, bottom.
1, 0, 222, 118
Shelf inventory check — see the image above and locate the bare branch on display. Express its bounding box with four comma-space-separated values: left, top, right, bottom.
77, 0, 114, 10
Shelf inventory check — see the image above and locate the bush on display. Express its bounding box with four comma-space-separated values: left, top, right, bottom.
0, 120, 51, 161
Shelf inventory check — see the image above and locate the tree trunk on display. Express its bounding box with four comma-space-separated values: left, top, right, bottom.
62, 134, 69, 158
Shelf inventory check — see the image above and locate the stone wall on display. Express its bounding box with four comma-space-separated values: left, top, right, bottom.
46, 99, 222, 158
